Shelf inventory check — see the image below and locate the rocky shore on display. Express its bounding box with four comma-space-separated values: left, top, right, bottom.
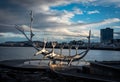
0, 67, 85, 82
0, 60, 120, 82
0, 67, 64, 82
0, 59, 84, 82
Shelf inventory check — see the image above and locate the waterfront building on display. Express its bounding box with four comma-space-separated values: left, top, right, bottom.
100, 28, 113, 43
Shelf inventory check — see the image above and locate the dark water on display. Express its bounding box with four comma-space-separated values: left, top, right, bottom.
0, 47, 120, 61
0, 47, 120, 82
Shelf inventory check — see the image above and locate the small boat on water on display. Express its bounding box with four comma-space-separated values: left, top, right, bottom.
49, 61, 120, 82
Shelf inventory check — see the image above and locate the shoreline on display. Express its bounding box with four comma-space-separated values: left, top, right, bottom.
0, 59, 120, 82
0, 46, 120, 51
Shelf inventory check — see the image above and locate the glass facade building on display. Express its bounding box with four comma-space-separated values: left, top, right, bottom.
100, 28, 113, 43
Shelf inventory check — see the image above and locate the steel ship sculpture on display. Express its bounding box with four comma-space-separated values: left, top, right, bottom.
0, 11, 119, 82
15, 11, 91, 66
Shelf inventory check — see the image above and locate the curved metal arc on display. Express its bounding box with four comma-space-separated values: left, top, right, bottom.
52, 49, 89, 61
68, 30, 91, 64
72, 30, 91, 61
44, 30, 91, 62
15, 25, 53, 57
15, 25, 40, 51
15, 23, 91, 64
34, 39, 49, 56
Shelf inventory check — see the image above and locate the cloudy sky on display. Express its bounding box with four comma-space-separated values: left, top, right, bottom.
0, 0, 120, 43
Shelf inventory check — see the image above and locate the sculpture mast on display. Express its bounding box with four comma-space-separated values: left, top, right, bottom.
30, 10, 34, 41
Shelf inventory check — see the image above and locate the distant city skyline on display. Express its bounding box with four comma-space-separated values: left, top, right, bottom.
0, 0, 120, 43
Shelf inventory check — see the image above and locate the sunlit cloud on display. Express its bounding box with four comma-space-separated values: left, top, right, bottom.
0, 0, 120, 42
0, 32, 23, 38
20, 25, 39, 31
87, 10, 100, 14
77, 18, 120, 28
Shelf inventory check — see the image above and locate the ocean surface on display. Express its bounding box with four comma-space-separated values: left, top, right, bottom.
0, 47, 120, 61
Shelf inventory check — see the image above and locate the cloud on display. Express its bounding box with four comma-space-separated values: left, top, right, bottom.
20, 25, 39, 31
111, 26, 120, 29
73, 7, 83, 15
68, 18, 120, 31
46, 28, 85, 37
96, 18, 120, 25
0, 17, 119, 42
87, 10, 100, 14
0, 0, 85, 32
114, 33, 120, 39
0, 0, 120, 42
0, 32, 23, 38
82, 18, 120, 28
91, 0, 120, 7
46, 10, 75, 25
0, 10, 20, 24
10, 0, 83, 13
77, 20, 85, 23
42, 18, 120, 38
0, 0, 118, 32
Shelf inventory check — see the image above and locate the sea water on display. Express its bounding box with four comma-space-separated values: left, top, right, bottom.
0, 47, 120, 61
